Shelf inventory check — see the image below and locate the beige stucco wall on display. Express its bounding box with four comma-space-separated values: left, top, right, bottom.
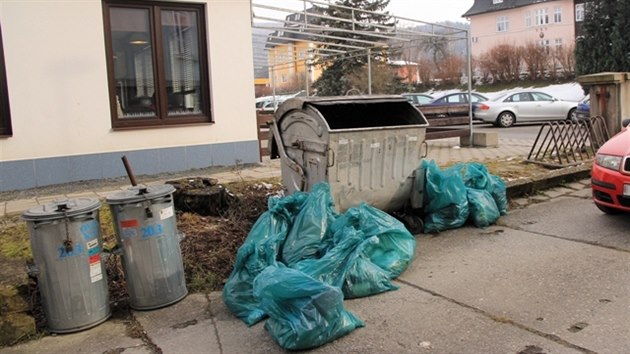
469, 0, 575, 58
0, 0, 256, 161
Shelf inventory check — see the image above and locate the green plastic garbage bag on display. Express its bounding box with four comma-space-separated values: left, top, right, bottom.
293, 229, 366, 288
342, 251, 399, 298
222, 192, 308, 326
327, 203, 414, 297
253, 265, 364, 350
466, 188, 500, 228
463, 162, 508, 215
488, 174, 508, 215
422, 160, 469, 233
281, 183, 338, 267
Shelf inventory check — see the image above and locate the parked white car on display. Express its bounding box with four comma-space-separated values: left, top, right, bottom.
475, 90, 578, 127
255, 91, 306, 112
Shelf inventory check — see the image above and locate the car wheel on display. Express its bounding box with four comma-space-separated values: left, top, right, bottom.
568, 108, 577, 122
496, 112, 515, 127
595, 203, 621, 214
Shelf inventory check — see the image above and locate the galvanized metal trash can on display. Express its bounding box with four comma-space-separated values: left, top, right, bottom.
106, 185, 187, 310
22, 198, 110, 333
270, 95, 430, 212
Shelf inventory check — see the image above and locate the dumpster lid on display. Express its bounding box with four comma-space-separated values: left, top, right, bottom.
275, 95, 410, 120
106, 184, 175, 205
22, 198, 101, 221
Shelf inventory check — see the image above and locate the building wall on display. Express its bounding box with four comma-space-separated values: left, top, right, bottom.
268, 41, 321, 92
0, 0, 258, 191
469, 0, 576, 58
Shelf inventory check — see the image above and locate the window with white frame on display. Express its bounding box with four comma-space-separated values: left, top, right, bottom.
538, 39, 550, 54
575, 4, 585, 22
553, 6, 562, 23
524, 11, 532, 27
103, 0, 211, 129
535, 8, 549, 26
497, 16, 509, 32
555, 38, 563, 50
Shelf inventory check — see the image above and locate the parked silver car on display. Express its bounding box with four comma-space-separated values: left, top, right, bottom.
475, 90, 578, 127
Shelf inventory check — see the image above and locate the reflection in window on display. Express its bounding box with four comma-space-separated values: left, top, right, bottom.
110, 7, 156, 119
104, 1, 210, 128
161, 10, 202, 116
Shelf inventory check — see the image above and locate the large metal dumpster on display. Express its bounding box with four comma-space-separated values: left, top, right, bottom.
270, 95, 429, 212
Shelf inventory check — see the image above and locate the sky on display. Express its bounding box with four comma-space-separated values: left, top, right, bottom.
253, 0, 475, 24
385, 0, 474, 23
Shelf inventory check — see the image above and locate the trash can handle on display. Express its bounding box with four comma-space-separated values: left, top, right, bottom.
269, 119, 306, 190
421, 141, 428, 158
327, 148, 335, 167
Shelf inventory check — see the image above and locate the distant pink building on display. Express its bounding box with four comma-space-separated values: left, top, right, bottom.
463, 0, 584, 58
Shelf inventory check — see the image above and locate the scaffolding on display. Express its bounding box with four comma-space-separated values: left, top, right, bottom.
250, 0, 474, 141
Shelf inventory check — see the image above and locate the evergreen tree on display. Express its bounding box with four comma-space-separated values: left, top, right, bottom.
575, 0, 630, 75
609, 0, 630, 70
310, 0, 393, 96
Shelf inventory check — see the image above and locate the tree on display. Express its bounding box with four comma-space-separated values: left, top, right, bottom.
522, 42, 548, 80
609, 0, 630, 70
434, 55, 465, 85
311, 0, 394, 96
575, 0, 630, 75
345, 62, 405, 94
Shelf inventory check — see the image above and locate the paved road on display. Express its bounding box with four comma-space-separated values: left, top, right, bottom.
463, 122, 546, 141
4, 180, 629, 353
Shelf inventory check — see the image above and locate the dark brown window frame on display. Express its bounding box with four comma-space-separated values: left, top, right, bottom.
0, 25, 12, 137
103, 0, 212, 130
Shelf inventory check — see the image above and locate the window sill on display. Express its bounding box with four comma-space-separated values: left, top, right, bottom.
112, 120, 214, 132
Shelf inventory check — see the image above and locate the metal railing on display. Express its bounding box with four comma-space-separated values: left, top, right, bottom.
526, 116, 610, 168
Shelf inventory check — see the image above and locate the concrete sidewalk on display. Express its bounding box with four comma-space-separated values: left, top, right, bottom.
0, 137, 535, 217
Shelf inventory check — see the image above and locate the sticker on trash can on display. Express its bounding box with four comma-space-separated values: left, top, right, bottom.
89, 254, 102, 283
408, 136, 418, 141
121, 219, 139, 228
370, 142, 380, 148
87, 239, 99, 256
159, 206, 174, 220
80, 220, 99, 241
120, 219, 139, 239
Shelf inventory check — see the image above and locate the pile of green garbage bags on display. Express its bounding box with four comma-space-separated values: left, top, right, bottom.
422, 160, 508, 233
223, 183, 416, 350
222, 161, 508, 349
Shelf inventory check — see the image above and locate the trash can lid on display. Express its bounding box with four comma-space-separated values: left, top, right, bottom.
106, 184, 175, 205
22, 198, 101, 221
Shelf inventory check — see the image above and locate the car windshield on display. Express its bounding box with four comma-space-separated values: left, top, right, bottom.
491, 93, 509, 102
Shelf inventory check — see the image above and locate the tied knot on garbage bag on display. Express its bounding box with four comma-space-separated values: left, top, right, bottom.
222, 183, 415, 350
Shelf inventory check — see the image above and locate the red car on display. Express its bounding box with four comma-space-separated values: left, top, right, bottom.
591, 119, 630, 213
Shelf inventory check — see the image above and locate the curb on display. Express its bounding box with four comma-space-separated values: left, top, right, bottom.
505, 163, 592, 199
